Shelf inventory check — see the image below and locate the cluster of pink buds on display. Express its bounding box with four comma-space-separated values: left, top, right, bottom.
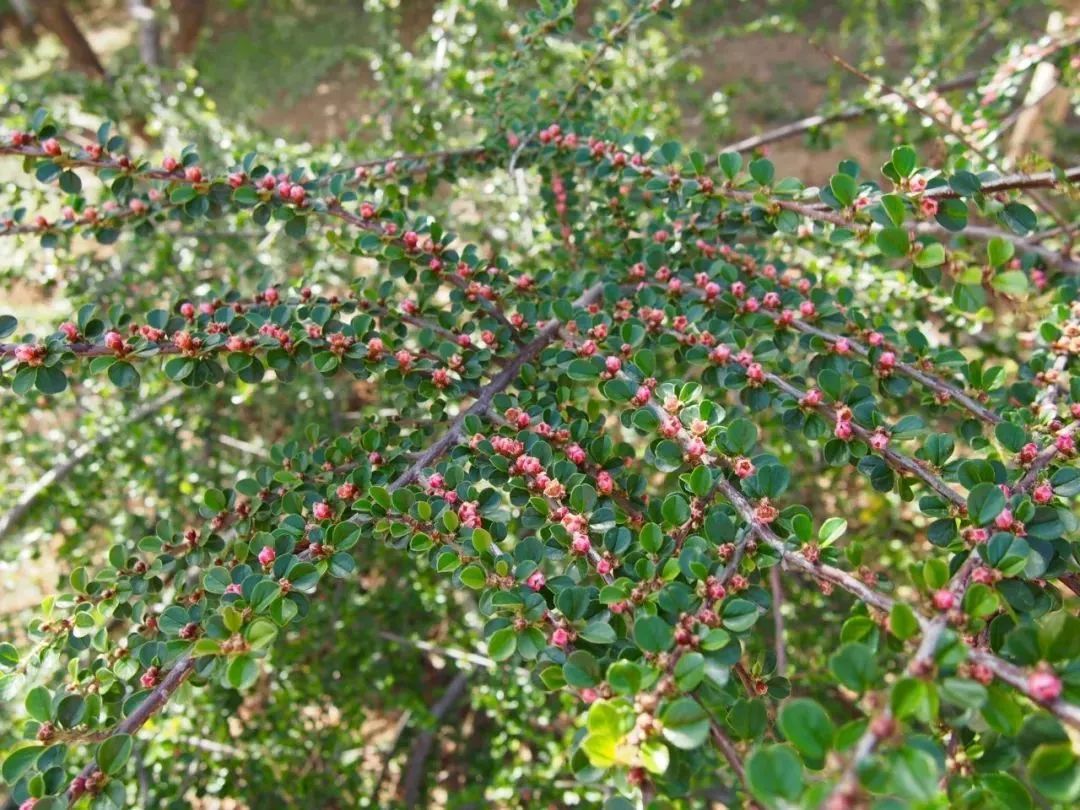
140, 665, 161, 689
525, 570, 546, 591
458, 500, 482, 529
492, 435, 525, 458
173, 331, 204, 356
312, 501, 332, 521
596, 470, 614, 495
258, 323, 293, 352
336, 482, 359, 501
12, 344, 46, 367
834, 416, 854, 442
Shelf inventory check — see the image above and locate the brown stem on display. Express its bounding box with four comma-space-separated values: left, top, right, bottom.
770, 567, 787, 678
36, 1, 107, 78
170, 0, 206, 57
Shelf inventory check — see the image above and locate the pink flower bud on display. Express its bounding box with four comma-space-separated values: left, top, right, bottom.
526, 570, 546, 591
571, 533, 591, 555
258, 546, 277, 567
994, 509, 1014, 530
799, 301, 816, 318
835, 420, 854, 441
104, 331, 126, 353
162, 156, 180, 172
869, 430, 890, 452
734, 457, 754, 478
1056, 433, 1075, 455
313, 501, 332, 520
597, 471, 614, 495
551, 627, 570, 648
596, 558, 613, 576
180, 302, 195, 319
1028, 669, 1062, 702
42, 138, 62, 157
1033, 483, 1054, 504
932, 589, 955, 611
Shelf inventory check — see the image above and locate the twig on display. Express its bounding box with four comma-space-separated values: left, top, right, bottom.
770, 566, 787, 678
401, 672, 470, 808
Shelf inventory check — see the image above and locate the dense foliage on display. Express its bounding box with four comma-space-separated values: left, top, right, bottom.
1, 0, 1079, 807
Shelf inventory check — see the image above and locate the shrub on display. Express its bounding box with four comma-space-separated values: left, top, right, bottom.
1, 1, 1078, 807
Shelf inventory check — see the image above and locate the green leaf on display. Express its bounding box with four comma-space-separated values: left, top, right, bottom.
718, 152, 742, 179
889, 602, 920, 640
25, 685, 52, 722
688, 465, 713, 497
818, 517, 847, 546
1029, 743, 1080, 802
829, 173, 857, 207
0, 315, 17, 338
778, 698, 834, 761
913, 242, 946, 268
660, 698, 709, 750
108, 361, 140, 389
639, 522, 663, 553
828, 643, 877, 693
722, 598, 759, 632
876, 227, 910, 258
987, 236, 1014, 268
1000, 202, 1036, 235
96, 733, 133, 776
949, 170, 982, 196
227, 655, 259, 690
487, 628, 517, 661
991, 271, 1028, 297
749, 158, 774, 186
746, 744, 804, 803
2, 745, 44, 783
968, 482, 1005, 524
891, 677, 937, 722
891, 145, 917, 177
633, 616, 673, 653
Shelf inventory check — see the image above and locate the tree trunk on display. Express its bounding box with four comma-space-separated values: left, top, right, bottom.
128, 0, 163, 67
35, 0, 107, 78
170, 0, 207, 57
